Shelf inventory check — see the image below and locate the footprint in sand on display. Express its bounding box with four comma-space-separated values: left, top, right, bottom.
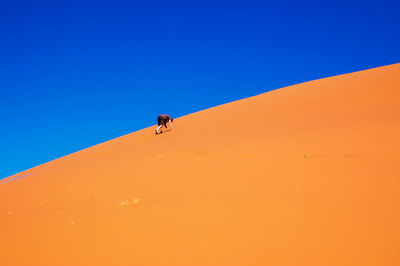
304, 154, 326, 159
116, 198, 142, 208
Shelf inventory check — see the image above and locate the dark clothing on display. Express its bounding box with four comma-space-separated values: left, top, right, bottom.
158, 114, 172, 127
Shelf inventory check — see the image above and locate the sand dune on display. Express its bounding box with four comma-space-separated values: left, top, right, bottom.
1, 63, 399, 265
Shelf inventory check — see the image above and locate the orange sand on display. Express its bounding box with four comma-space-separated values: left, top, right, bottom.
1, 64, 400, 265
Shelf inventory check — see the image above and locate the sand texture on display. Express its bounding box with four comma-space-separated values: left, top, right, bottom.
1, 63, 400, 265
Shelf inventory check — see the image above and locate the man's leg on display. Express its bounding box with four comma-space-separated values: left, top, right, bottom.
156, 116, 165, 134
155, 125, 163, 134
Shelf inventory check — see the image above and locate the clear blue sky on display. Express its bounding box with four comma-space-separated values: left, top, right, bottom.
1, 0, 399, 179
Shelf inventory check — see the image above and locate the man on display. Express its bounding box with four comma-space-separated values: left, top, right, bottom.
155, 114, 173, 134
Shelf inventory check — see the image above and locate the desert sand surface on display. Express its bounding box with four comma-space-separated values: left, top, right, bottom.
1, 63, 400, 265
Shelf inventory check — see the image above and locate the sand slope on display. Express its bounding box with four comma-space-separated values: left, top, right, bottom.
1, 64, 399, 265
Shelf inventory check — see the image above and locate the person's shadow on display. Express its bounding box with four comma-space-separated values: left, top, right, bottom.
155, 129, 172, 135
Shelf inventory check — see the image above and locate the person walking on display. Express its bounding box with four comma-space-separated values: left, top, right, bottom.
155, 114, 173, 134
